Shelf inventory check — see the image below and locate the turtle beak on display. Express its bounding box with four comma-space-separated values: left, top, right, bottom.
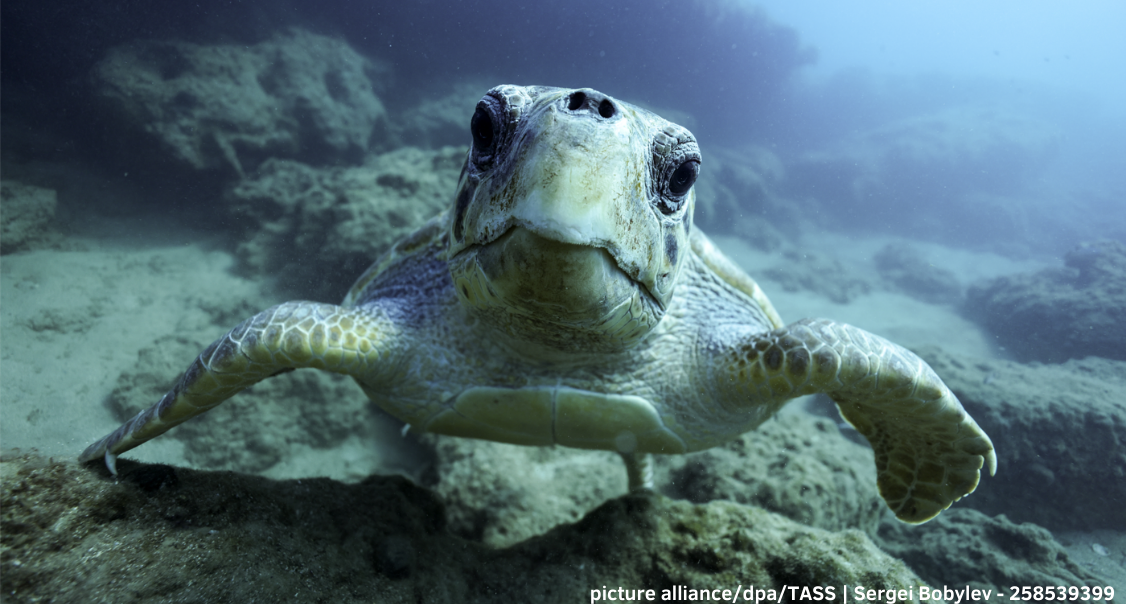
469, 226, 647, 318
448, 224, 664, 353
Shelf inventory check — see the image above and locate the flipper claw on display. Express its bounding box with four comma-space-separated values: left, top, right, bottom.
105, 450, 118, 476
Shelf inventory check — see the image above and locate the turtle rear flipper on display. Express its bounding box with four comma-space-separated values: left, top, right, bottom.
79, 302, 398, 473
714, 318, 996, 523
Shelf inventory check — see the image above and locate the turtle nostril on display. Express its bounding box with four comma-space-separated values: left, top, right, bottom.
598, 99, 616, 119
567, 91, 587, 111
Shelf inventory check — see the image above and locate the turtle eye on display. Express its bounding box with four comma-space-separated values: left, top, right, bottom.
471, 106, 495, 151
668, 160, 699, 197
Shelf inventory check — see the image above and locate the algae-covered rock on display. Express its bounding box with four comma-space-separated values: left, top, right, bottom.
918, 346, 1126, 531
92, 28, 388, 174
0, 180, 58, 254
665, 413, 887, 536
877, 508, 1105, 589
965, 239, 1126, 363
226, 146, 464, 297
0, 453, 453, 603
423, 435, 625, 548
1, 453, 933, 604
427, 412, 886, 548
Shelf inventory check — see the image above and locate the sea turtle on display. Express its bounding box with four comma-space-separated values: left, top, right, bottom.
81, 84, 996, 523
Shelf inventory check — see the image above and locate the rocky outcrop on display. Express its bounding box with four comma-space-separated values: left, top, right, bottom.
1, 181, 58, 254
874, 243, 962, 304
918, 345, 1126, 531
92, 29, 388, 175
877, 508, 1103, 589
692, 145, 799, 247
664, 413, 887, 536
225, 146, 464, 297
784, 106, 1059, 246
428, 412, 887, 549
763, 250, 873, 303
1, 453, 932, 603
965, 239, 1126, 363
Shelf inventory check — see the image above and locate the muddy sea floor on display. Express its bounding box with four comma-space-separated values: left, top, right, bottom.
2, 169, 1124, 601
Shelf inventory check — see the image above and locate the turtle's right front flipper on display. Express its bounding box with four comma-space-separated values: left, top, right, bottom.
79, 301, 398, 473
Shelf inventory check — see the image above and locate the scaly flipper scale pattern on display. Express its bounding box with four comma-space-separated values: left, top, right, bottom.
716, 318, 996, 523
79, 302, 395, 473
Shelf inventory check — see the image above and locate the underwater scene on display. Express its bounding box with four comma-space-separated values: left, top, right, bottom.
1, 1, 1124, 602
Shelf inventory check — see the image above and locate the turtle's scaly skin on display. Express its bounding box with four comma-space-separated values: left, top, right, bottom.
81, 85, 995, 523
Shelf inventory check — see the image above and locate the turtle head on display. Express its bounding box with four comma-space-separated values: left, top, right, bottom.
446, 85, 700, 353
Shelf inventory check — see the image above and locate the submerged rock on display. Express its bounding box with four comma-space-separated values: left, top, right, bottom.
874, 243, 962, 305
691, 145, 798, 242
393, 82, 493, 148
225, 146, 464, 298
877, 508, 1105, 589
423, 435, 626, 548
0, 180, 58, 254
1, 453, 932, 603
427, 413, 885, 549
92, 28, 388, 175
965, 239, 1126, 363
663, 413, 887, 537
763, 250, 872, 303
918, 346, 1126, 531
783, 105, 1059, 246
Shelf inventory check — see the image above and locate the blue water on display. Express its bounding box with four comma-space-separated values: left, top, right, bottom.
4, 1, 1122, 253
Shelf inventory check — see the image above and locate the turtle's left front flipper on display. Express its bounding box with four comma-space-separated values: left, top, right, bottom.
714, 318, 996, 523
79, 302, 397, 473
